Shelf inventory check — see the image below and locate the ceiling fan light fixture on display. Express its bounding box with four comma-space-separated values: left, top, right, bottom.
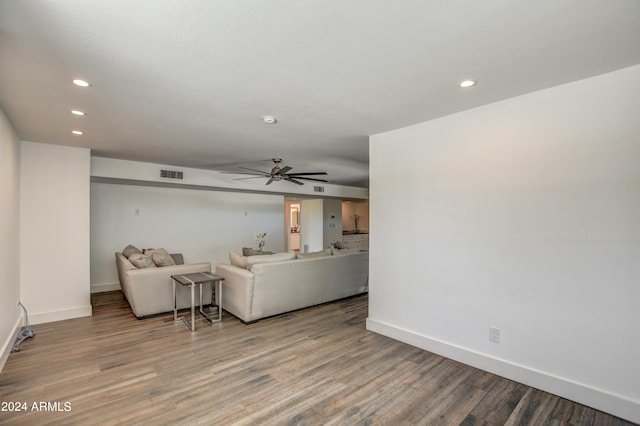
263, 116, 277, 124
459, 79, 477, 88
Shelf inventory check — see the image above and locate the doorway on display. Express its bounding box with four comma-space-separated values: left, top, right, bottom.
286, 201, 301, 252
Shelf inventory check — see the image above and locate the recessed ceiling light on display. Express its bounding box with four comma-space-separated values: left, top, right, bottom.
72, 79, 90, 87
460, 79, 477, 88
71, 110, 85, 116
263, 116, 277, 124
72, 130, 84, 135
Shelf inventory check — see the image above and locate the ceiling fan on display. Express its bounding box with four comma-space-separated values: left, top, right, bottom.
223, 158, 328, 185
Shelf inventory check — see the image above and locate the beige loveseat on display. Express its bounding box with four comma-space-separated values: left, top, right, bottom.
115, 248, 212, 318
215, 250, 368, 323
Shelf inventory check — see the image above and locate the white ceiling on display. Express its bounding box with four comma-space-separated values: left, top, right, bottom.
1, 1, 639, 188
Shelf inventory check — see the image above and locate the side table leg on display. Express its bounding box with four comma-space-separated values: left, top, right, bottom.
173, 279, 177, 322
190, 283, 196, 331
199, 282, 220, 324
200, 282, 204, 317
218, 281, 222, 322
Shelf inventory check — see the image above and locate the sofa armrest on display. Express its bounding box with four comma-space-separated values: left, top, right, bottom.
215, 263, 255, 322
125, 262, 211, 317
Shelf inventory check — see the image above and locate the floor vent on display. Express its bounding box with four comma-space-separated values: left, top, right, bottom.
313, 186, 325, 193
160, 170, 183, 179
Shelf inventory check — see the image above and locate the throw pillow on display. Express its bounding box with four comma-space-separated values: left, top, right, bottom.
144, 247, 169, 257
122, 244, 142, 258
242, 247, 274, 256
229, 251, 249, 269
296, 249, 332, 259
328, 241, 347, 250
246, 251, 296, 268
128, 252, 157, 269
152, 252, 176, 267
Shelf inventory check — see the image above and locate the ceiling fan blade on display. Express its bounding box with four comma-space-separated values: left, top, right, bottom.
221, 171, 267, 176
278, 166, 292, 175
265, 178, 274, 185
293, 177, 328, 183
233, 176, 268, 181
286, 172, 328, 176
284, 177, 304, 185
238, 166, 271, 174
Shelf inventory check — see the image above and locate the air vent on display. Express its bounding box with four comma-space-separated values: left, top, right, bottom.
313, 186, 325, 193
160, 170, 183, 180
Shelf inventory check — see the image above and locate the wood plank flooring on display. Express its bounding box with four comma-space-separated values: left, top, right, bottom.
0, 291, 635, 425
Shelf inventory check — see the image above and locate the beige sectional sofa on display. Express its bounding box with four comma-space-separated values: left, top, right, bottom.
115, 247, 212, 318
215, 250, 369, 323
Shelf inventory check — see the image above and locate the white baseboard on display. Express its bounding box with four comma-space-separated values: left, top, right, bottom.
30, 305, 92, 325
90, 281, 121, 293
0, 316, 23, 373
366, 318, 640, 424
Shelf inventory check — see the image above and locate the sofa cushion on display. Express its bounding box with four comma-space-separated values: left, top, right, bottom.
229, 251, 249, 269
152, 252, 176, 267
128, 252, 157, 269
242, 247, 274, 256
122, 244, 142, 258
247, 251, 296, 269
331, 247, 362, 255
296, 249, 332, 259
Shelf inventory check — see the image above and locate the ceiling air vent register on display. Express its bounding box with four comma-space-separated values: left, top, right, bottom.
160, 170, 183, 180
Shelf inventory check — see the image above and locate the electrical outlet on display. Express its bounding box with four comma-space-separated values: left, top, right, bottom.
489, 327, 501, 343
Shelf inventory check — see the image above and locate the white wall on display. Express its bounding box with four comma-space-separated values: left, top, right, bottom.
323, 199, 343, 246
368, 65, 640, 423
0, 108, 22, 370
20, 142, 92, 324
90, 182, 285, 292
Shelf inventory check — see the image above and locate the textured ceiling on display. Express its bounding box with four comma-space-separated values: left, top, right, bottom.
1, 1, 640, 188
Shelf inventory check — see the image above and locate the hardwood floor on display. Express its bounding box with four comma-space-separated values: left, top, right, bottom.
0, 292, 635, 425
